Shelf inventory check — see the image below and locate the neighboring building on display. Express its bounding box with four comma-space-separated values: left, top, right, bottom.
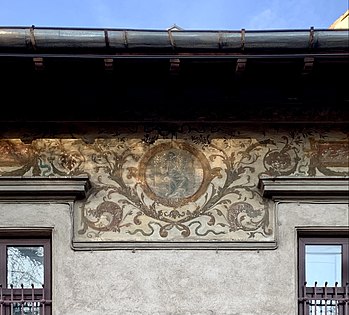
329, 10, 349, 29
0, 24, 348, 315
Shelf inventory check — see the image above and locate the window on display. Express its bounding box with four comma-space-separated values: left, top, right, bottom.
0, 233, 51, 315
298, 232, 349, 315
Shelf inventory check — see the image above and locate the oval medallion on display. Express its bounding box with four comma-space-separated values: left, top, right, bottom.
138, 142, 212, 207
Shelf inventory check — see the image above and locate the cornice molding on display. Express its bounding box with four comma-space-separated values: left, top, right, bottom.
0, 176, 91, 200
258, 176, 349, 200
72, 240, 277, 251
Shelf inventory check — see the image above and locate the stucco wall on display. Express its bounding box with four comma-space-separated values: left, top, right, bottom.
0, 201, 347, 315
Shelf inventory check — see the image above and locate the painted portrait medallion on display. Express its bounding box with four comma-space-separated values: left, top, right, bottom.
138, 141, 212, 207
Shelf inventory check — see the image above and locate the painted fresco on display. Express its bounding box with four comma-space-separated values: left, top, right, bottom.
0, 127, 347, 247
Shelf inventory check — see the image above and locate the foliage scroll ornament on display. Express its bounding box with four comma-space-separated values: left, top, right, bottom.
0, 129, 347, 243
78, 139, 271, 240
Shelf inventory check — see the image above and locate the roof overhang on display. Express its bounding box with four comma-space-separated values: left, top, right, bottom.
0, 26, 348, 130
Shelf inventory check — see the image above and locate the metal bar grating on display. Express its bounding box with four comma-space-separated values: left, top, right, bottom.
299, 282, 349, 315
0, 284, 51, 315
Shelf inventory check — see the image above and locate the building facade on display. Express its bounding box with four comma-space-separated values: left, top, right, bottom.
0, 25, 348, 315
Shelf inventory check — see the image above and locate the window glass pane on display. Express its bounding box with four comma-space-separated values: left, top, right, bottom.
7, 246, 44, 288
305, 245, 342, 286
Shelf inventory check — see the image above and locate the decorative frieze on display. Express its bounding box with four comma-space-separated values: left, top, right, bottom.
0, 127, 347, 249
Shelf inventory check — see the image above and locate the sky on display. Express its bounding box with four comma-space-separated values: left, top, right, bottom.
0, 0, 348, 30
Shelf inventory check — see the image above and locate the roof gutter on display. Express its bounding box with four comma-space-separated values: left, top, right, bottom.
0, 26, 348, 57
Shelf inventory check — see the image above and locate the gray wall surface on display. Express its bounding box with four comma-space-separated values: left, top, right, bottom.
1, 201, 348, 315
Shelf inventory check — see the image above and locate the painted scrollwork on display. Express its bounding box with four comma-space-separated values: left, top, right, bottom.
0, 128, 347, 244
78, 139, 272, 240
262, 136, 300, 176
308, 139, 349, 176
0, 140, 39, 175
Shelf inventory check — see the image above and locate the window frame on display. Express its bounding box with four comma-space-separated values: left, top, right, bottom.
298, 230, 349, 315
0, 232, 52, 314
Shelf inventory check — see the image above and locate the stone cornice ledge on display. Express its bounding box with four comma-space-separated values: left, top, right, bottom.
0, 176, 91, 200
258, 176, 349, 200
